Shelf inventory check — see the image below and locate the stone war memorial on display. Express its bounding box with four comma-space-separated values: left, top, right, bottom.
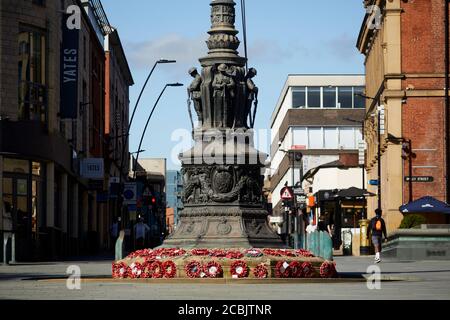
112, 0, 337, 280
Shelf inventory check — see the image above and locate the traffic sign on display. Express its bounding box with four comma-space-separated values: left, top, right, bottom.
293, 187, 305, 195
280, 187, 294, 200
296, 194, 307, 204
123, 182, 137, 205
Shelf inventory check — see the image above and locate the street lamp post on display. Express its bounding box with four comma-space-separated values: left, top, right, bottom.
119, 59, 176, 184
116, 59, 176, 221
133, 83, 184, 179
280, 148, 303, 249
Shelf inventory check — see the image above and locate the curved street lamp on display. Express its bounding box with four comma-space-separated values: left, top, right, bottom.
133, 83, 184, 179
119, 59, 176, 183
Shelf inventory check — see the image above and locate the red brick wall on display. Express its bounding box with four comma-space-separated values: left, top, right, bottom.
401, 0, 446, 74
401, 0, 448, 203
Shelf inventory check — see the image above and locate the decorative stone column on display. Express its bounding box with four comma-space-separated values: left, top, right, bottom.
162, 0, 284, 248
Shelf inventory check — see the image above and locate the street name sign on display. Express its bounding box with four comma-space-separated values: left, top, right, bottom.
405, 176, 434, 183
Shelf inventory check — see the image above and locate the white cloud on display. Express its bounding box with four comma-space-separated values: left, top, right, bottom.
126, 33, 208, 77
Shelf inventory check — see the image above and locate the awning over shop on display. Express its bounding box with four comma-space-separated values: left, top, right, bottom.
335, 187, 375, 200
399, 196, 450, 214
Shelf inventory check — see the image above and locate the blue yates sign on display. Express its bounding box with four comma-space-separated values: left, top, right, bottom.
60, 14, 79, 118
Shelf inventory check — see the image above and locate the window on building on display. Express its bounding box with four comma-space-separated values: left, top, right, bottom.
307, 87, 321, 108
292, 87, 306, 108
354, 87, 366, 108
308, 127, 323, 149
339, 127, 355, 149
323, 87, 337, 108
338, 87, 353, 109
18, 28, 47, 122
324, 127, 338, 149
292, 127, 308, 148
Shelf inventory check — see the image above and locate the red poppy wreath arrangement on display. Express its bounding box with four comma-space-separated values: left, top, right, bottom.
112, 248, 337, 279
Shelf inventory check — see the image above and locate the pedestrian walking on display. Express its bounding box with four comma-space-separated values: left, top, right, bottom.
367, 208, 388, 263
134, 218, 150, 250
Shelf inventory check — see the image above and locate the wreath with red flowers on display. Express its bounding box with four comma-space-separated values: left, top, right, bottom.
295, 249, 314, 257
289, 261, 302, 278
112, 262, 129, 279
210, 249, 227, 258
203, 261, 223, 278
245, 248, 263, 258
129, 262, 144, 279
162, 260, 177, 278
147, 261, 164, 278
252, 263, 269, 278
191, 248, 210, 256
230, 260, 249, 278
280, 249, 297, 257
320, 261, 337, 278
301, 262, 316, 278
185, 261, 202, 278
263, 248, 282, 257
225, 250, 244, 259
275, 261, 292, 278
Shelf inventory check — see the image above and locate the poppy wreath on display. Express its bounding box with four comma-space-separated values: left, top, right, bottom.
112, 262, 128, 279
191, 248, 210, 256
320, 261, 337, 278
140, 260, 153, 278
263, 248, 282, 257
252, 263, 269, 279
245, 248, 263, 258
301, 262, 316, 278
203, 261, 223, 278
185, 261, 202, 278
275, 261, 291, 278
148, 260, 164, 278
295, 249, 314, 257
280, 249, 297, 257
230, 260, 249, 278
225, 250, 244, 259
162, 260, 177, 278
130, 262, 144, 279
210, 249, 227, 258
289, 261, 302, 278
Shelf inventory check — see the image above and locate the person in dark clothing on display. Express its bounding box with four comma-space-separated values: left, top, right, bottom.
367, 208, 388, 263
318, 212, 332, 236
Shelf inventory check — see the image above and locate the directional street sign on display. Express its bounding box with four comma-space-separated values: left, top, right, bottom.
280, 187, 294, 200
293, 187, 305, 195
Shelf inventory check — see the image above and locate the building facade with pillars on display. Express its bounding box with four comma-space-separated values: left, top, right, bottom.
0, 0, 132, 261
357, 0, 450, 232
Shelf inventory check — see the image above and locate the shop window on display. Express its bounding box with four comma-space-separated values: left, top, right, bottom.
18, 28, 47, 122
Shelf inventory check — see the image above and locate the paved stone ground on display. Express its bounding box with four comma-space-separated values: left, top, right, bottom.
0, 256, 449, 300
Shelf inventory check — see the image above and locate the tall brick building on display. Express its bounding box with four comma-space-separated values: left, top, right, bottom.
357, 0, 450, 232
0, 0, 133, 261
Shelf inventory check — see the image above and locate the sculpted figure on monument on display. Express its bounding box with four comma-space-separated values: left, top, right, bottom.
212, 63, 236, 128
245, 68, 258, 128
188, 68, 203, 126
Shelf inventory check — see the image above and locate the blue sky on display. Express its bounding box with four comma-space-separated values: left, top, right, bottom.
102, 0, 366, 170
